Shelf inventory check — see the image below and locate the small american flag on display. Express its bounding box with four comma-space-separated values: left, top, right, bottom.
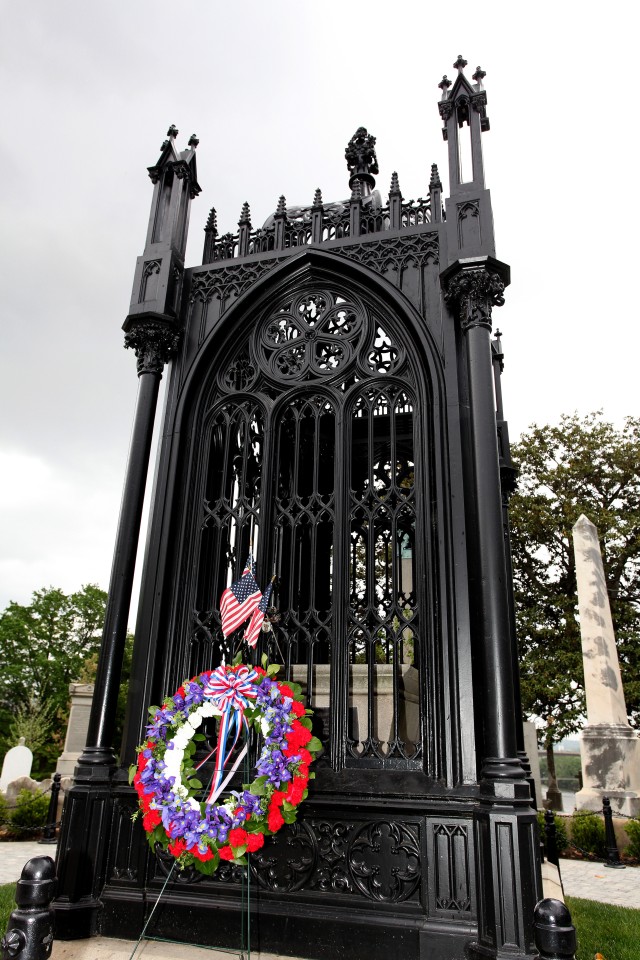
219, 555, 262, 638
244, 580, 273, 648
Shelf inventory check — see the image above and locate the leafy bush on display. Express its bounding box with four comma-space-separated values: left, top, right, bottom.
537, 811, 568, 854
0, 792, 9, 829
624, 818, 640, 861
8, 789, 50, 837
569, 810, 606, 858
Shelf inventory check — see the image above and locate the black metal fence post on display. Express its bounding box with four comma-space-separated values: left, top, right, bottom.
533, 899, 576, 960
544, 809, 559, 867
38, 775, 61, 846
603, 796, 625, 869
1, 857, 56, 960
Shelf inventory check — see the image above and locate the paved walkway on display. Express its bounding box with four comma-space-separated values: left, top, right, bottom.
1, 844, 639, 958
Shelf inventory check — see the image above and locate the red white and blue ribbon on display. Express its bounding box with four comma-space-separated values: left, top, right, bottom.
202, 665, 258, 805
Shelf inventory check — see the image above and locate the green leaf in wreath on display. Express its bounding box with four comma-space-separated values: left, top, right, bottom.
261, 653, 268, 669
267, 663, 280, 677
232, 650, 244, 666
307, 736, 323, 752
193, 733, 206, 742
282, 809, 297, 824
148, 705, 160, 717
128, 765, 136, 785
298, 717, 313, 730
188, 778, 203, 789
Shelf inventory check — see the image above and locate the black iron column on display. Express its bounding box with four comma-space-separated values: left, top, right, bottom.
78, 319, 179, 770
444, 259, 524, 786
53, 318, 178, 939
444, 258, 541, 960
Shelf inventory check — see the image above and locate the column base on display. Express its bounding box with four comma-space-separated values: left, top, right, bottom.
468, 800, 542, 959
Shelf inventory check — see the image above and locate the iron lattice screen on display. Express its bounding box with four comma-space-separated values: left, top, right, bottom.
173, 284, 429, 769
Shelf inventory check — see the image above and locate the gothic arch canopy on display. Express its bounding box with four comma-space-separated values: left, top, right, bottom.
163, 248, 457, 780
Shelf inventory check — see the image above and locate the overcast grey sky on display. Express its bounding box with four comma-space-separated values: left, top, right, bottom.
1, 1, 638, 617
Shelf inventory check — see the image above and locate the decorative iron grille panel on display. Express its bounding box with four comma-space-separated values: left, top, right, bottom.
177, 283, 430, 770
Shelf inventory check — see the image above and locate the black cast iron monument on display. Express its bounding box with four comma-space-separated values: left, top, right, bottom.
53, 58, 542, 959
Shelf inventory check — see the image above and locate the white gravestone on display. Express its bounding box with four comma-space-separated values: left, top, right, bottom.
0, 737, 33, 792
573, 515, 640, 816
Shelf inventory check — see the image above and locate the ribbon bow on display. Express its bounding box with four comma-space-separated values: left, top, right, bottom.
202, 665, 258, 805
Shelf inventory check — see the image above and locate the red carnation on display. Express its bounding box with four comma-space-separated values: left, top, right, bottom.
177, 685, 186, 698
142, 809, 161, 831
168, 839, 187, 856
267, 807, 284, 831
229, 828, 249, 848
271, 789, 287, 808
219, 846, 235, 861
278, 683, 294, 700
288, 721, 312, 749
290, 700, 305, 717
190, 845, 214, 862
285, 777, 307, 805
246, 833, 265, 852
254, 666, 266, 676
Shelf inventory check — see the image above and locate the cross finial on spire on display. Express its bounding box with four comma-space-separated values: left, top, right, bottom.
472, 66, 486, 90
167, 124, 179, 139
188, 134, 199, 148
438, 75, 452, 99
453, 55, 467, 73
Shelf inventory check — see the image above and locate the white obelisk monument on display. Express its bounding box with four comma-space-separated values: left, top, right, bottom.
573, 514, 640, 816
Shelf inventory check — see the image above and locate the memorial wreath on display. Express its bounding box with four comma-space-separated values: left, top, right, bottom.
130, 659, 321, 875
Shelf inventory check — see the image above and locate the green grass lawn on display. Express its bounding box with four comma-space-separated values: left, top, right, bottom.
0, 882, 16, 932
1, 882, 637, 958
567, 896, 640, 960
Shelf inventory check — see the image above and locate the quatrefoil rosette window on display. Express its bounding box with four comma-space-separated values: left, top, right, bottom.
256, 291, 405, 383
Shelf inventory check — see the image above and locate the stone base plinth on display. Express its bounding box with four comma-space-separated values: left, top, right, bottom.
289, 662, 419, 752
576, 722, 640, 817
56, 683, 95, 780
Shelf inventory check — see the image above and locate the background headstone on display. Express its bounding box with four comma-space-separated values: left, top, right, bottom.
56, 683, 94, 777
0, 738, 33, 792
572, 515, 640, 817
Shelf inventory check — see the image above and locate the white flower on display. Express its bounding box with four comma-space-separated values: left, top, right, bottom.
261, 718, 270, 736
189, 713, 204, 729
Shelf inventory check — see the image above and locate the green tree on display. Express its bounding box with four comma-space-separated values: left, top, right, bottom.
0, 585, 107, 774
510, 413, 640, 769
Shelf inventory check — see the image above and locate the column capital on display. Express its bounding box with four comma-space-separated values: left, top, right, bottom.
442, 256, 509, 332
123, 317, 180, 376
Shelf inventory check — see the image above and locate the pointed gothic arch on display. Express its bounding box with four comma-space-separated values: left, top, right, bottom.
150, 250, 462, 784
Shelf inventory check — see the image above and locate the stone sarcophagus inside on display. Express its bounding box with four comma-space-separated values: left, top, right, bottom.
54, 58, 542, 960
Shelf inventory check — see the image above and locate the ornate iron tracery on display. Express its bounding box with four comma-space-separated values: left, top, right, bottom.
175, 284, 427, 769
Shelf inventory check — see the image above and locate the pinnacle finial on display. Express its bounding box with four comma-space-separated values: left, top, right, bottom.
389, 171, 401, 194
239, 201, 251, 224
429, 163, 442, 189
188, 133, 199, 148
345, 127, 378, 193
453, 55, 467, 73
276, 195, 287, 216
205, 207, 218, 233
312, 187, 323, 207
167, 124, 179, 139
